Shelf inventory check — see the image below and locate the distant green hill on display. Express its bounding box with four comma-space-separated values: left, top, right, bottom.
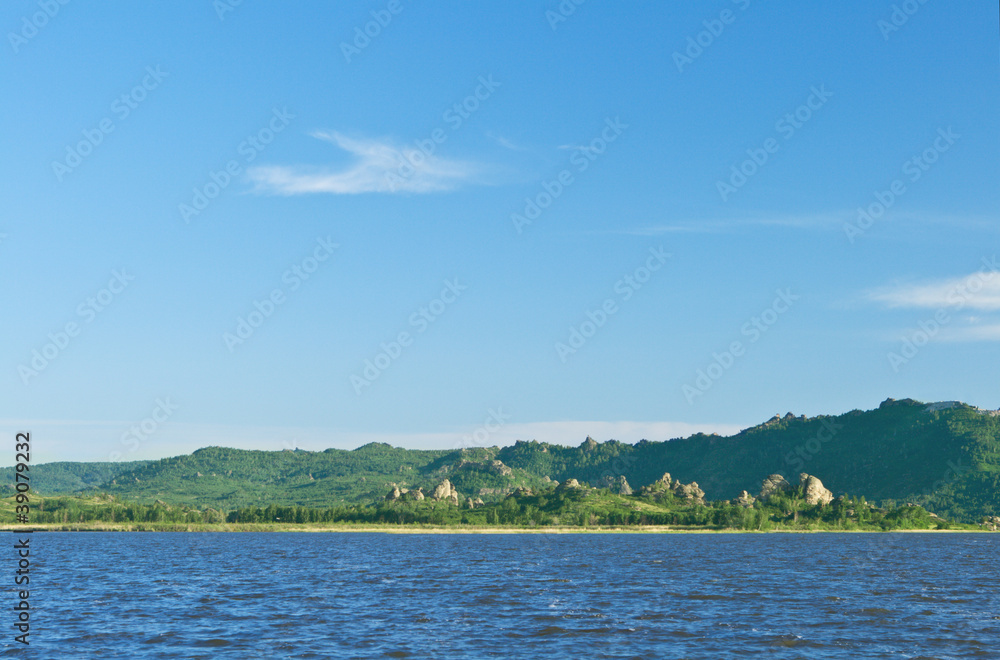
4, 398, 999, 521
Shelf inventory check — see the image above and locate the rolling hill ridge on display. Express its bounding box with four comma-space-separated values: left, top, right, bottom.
4, 398, 998, 522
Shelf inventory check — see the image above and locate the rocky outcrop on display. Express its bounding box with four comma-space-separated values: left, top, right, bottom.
557, 479, 581, 490
431, 479, 460, 505
758, 474, 791, 501
639, 473, 705, 505
386, 484, 425, 501
489, 459, 513, 477
757, 473, 833, 506
478, 487, 509, 496
465, 497, 485, 509
614, 476, 633, 496
595, 474, 632, 495
639, 473, 673, 496
674, 481, 705, 504
799, 473, 833, 506
732, 490, 756, 507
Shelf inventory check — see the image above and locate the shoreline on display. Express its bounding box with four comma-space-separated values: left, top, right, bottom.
0, 523, 991, 534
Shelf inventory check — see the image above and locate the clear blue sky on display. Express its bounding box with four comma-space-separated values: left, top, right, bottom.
2, 1, 998, 464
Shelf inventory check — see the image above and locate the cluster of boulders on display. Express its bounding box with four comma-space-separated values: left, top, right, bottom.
386, 484, 424, 502
639, 473, 705, 505
981, 516, 1000, 531
799, 474, 835, 505
732, 490, 756, 507
452, 458, 513, 477
735, 473, 833, 507
386, 479, 464, 505
594, 474, 633, 495
762, 412, 807, 427
431, 479, 460, 505
383, 471, 839, 512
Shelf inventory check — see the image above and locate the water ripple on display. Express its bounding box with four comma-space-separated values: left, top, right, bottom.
3, 532, 997, 658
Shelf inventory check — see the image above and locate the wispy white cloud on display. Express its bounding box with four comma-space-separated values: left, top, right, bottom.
934, 324, 1000, 342
485, 131, 527, 152
247, 131, 478, 195
867, 263, 1000, 311
866, 260, 1000, 343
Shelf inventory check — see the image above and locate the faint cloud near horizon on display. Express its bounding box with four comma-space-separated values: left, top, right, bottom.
867, 262, 1000, 342
867, 267, 1000, 311
485, 131, 528, 152
247, 131, 480, 195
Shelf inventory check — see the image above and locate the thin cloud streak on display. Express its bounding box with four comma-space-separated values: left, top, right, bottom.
247, 131, 478, 195
935, 324, 1000, 342
867, 268, 1000, 311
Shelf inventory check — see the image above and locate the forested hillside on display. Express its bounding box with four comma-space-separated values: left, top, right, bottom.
3, 398, 998, 521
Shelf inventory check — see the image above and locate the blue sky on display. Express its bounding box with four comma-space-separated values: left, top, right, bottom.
2, 1, 998, 464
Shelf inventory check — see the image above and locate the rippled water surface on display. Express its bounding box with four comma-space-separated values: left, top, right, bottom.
6, 532, 999, 658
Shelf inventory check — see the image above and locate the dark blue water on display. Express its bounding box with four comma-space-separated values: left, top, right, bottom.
4, 532, 998, 658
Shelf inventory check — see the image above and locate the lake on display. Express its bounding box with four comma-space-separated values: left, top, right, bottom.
7, 532, 998, 658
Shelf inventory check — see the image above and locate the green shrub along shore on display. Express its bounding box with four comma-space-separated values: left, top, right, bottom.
2, 478, 993, 532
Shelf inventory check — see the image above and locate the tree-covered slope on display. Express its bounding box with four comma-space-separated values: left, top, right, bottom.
494, 399, 1000, 520
0, 460, 147, 494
